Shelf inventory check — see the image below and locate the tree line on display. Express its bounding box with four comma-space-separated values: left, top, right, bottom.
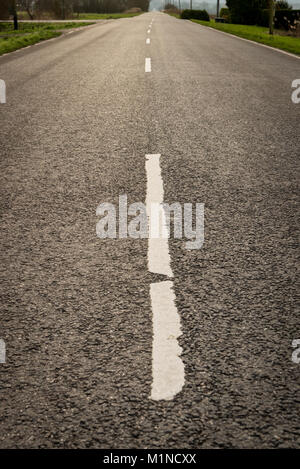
225, 1, 293, 25
0, 0, 150, 20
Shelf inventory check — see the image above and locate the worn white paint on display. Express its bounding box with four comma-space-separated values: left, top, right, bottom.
145, 57, 152, 73
150, 281, 184, 401
145, 154, 172, 276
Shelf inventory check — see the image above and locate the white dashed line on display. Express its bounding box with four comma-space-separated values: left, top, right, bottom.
150, 281, 184, 401
0, 338, 5, 363
145, 57, 151, 73
145, 154, 184, 401
0, 79, 6, 104
147, 29, 151, 34
145, 154, 172, 276
146, 38, 150, 45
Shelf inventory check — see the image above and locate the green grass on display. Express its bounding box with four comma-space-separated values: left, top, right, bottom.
12, 11, 144, 20
0, 22, 94, 33
0, 22, 94, 55
190, 20, 300, 56
76, 12, 143, 20
0, 30, 61, 55
164, 12, 180, 19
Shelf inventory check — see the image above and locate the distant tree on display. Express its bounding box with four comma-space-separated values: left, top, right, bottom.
35, 0, 74, 19
220, 7, 230, 20
72, 0, 85, 17
226, 0, 268, 25
275, 0, 292, 9
0, 0, 10, 19
126, 0, 149, 12
10, 0, 149, 19
9, 0, 19, 29
19, 0, 35, 20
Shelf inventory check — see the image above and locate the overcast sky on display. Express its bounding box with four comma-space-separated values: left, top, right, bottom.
149, 0, 300, 11
149, 1, 226, 12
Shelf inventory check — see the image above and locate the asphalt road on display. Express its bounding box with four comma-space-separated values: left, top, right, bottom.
0, 12, 299, 449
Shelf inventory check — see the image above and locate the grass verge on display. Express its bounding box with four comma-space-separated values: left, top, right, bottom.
0, 22, 94, 55
190, 20, 300, 56
165, 12, 180, 19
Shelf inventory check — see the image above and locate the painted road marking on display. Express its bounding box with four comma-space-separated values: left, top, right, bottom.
150, 281, 184, 401
145, 58, 151, 73
145, 154, 185, 401
0, 339, 6, 363
147, 29, 151, 34
0, 80, 6, 104
146, 38, 150, 45
145, 154, 172, 276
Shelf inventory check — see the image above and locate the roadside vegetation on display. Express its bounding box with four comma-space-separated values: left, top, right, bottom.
164, 0, 300, 56
15, 11, 144, 21
163, 3, 180, 18
0, 1, 149, 21
164, 12, 180, 19
191, 20, 300, 56
0, 0, 145, 56
0, 22, 94, 56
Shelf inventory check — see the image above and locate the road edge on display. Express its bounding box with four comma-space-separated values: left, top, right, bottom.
191, 21, 300, 60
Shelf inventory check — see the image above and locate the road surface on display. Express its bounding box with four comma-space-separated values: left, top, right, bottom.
0, 12, 299, 448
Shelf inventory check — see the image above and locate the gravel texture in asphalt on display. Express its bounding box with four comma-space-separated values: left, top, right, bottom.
0, 12, 299, 448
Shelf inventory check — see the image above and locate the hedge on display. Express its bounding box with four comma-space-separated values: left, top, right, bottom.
275, 9, 300, 30
181, 9, 210, 21
259, 9, 300, 29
